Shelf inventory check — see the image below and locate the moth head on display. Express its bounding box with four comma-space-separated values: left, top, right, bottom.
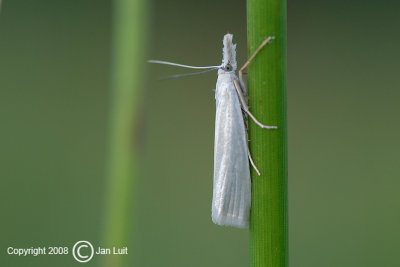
221, 33, 237, 73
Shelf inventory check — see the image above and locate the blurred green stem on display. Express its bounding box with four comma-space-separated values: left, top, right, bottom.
103, 0, 146, 266
247, 0, 288, 266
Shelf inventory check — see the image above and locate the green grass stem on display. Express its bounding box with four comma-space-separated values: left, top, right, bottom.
247, 0, 288, 266
102, 0, 147, 266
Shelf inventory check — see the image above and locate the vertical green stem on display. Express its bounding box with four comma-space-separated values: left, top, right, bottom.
247, 0, 288, 266
103, 0, 146, 266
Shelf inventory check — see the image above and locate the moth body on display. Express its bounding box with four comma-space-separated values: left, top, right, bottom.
212, 34, 251, 228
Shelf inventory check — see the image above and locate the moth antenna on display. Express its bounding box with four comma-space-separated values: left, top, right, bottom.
148, 60, 222, 70
158, 68, 219, 81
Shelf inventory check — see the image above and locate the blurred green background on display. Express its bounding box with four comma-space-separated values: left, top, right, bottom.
1, 0, 399, 266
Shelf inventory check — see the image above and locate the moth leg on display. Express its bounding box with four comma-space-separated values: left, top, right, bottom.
238, 36, 275, 88
236, 37, 276, 176
233, 79, 277, 129
244, 118, 261, 175
248, 150, 261, 176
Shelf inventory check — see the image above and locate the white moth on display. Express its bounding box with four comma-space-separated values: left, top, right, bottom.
149, 33, 277, 228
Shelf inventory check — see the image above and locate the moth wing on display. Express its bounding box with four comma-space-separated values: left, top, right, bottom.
212, 78, 251, 228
